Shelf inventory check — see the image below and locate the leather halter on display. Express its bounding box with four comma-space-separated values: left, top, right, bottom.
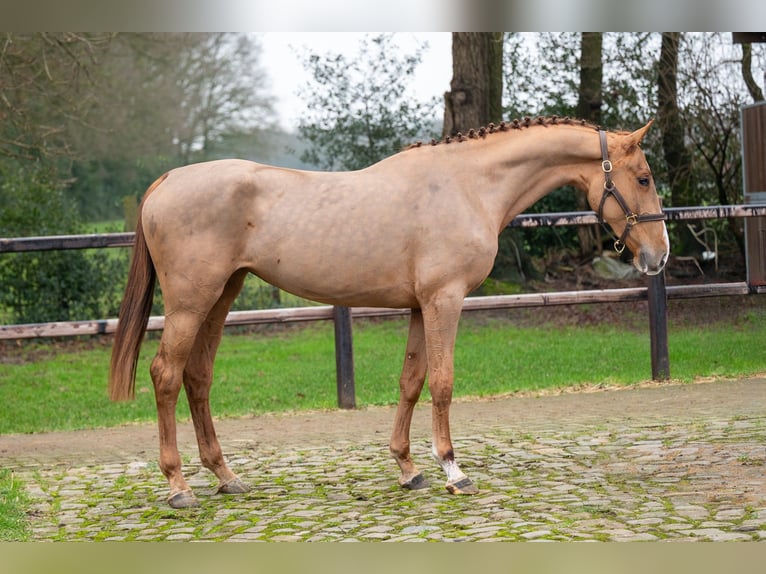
597, 130, 667, 254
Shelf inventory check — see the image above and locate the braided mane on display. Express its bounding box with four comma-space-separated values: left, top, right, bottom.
405, 115, 600, 151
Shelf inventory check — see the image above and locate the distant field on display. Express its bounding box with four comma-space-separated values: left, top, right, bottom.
77, 219, 131, 235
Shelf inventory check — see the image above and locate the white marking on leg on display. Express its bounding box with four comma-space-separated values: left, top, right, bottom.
432, 444, 467, 483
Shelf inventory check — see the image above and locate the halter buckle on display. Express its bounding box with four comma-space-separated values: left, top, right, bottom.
626, 214, 638, 226
601, 159, 613, 173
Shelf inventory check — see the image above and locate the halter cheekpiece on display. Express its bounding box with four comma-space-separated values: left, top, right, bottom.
596, 130, 666, 254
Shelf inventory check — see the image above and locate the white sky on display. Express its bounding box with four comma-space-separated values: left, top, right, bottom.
258, 33, 453, 132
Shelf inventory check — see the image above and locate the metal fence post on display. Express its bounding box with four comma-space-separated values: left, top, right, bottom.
647, 270, 670, 380
333, 305, 356, 409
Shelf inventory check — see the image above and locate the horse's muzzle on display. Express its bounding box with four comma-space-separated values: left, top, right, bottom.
637, 249, 668, 276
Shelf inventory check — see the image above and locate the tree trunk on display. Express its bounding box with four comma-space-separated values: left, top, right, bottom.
658, 32, 700, 257
443, 33, 503, 137
576, 32, 603, 124
487, 33, 504, 124
575, 32, 603, 256
739, 42, 764, 264
741, 43, 765, 102
658, 32, 694, 208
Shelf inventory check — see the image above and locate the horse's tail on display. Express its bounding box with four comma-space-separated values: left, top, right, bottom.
108, 173, 167, 401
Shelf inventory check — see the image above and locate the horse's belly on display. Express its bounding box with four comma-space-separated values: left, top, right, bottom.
252, 258, 418, 309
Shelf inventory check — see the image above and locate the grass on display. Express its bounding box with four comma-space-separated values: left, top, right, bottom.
82, 220, 127, 234
0, 469, 31, 541
1, 310, 765, 435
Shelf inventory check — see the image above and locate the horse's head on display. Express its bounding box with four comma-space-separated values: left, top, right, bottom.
586, 121, 669, 275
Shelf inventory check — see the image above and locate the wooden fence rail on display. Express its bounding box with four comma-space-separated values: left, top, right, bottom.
0, 281, 752, 341
2, 204, 765, 408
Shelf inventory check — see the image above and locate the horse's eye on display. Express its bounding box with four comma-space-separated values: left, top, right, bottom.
638, 176, 651, 187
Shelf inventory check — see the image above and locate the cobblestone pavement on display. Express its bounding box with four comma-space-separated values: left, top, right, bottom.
4, 378, 766, 541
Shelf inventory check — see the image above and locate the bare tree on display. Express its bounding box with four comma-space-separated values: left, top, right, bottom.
1, 33, 275, 221
741, 42, 765, 102
170, 33, 273, 163
2, 33, 273, 167
677, 33, 755, 257
0, 33, 115, 162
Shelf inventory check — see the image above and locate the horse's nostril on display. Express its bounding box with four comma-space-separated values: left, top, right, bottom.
639, 251, 650, 271
653, 252, 668, 273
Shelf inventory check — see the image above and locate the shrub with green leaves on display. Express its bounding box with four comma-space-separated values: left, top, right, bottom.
0, 162, 127, 323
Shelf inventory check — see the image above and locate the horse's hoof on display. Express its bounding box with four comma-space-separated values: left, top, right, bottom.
218, 477, 250, 495
445, 477, 478, 495
400, 473, 429, 491
168, 489, 200, 509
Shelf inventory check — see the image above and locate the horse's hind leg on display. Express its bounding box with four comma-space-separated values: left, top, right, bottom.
150, 307, 209, 509
150, 267, 240, 508
183, 269, 249, 497
390, 309, 429, 490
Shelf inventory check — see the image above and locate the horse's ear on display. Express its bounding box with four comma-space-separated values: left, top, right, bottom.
622, 120, 653, 152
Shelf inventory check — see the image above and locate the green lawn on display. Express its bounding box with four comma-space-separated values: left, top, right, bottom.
1, 311, 764, 435
0, 469, 30, 541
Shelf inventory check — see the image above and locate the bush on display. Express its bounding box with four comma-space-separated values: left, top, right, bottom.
0, 162, 127, 324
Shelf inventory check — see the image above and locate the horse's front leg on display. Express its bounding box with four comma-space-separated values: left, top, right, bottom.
422, 291, 479, 495
390, 309, 429, 490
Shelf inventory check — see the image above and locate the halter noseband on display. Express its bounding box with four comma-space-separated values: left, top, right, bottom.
597, 130, 667, 254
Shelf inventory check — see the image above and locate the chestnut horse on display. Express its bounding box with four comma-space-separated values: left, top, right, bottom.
109, 118, 668, 508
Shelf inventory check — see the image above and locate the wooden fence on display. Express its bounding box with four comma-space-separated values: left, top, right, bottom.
2, 205, 765, 408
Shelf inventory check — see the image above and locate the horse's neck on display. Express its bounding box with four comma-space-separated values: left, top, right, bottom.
470, 126, 600, 233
